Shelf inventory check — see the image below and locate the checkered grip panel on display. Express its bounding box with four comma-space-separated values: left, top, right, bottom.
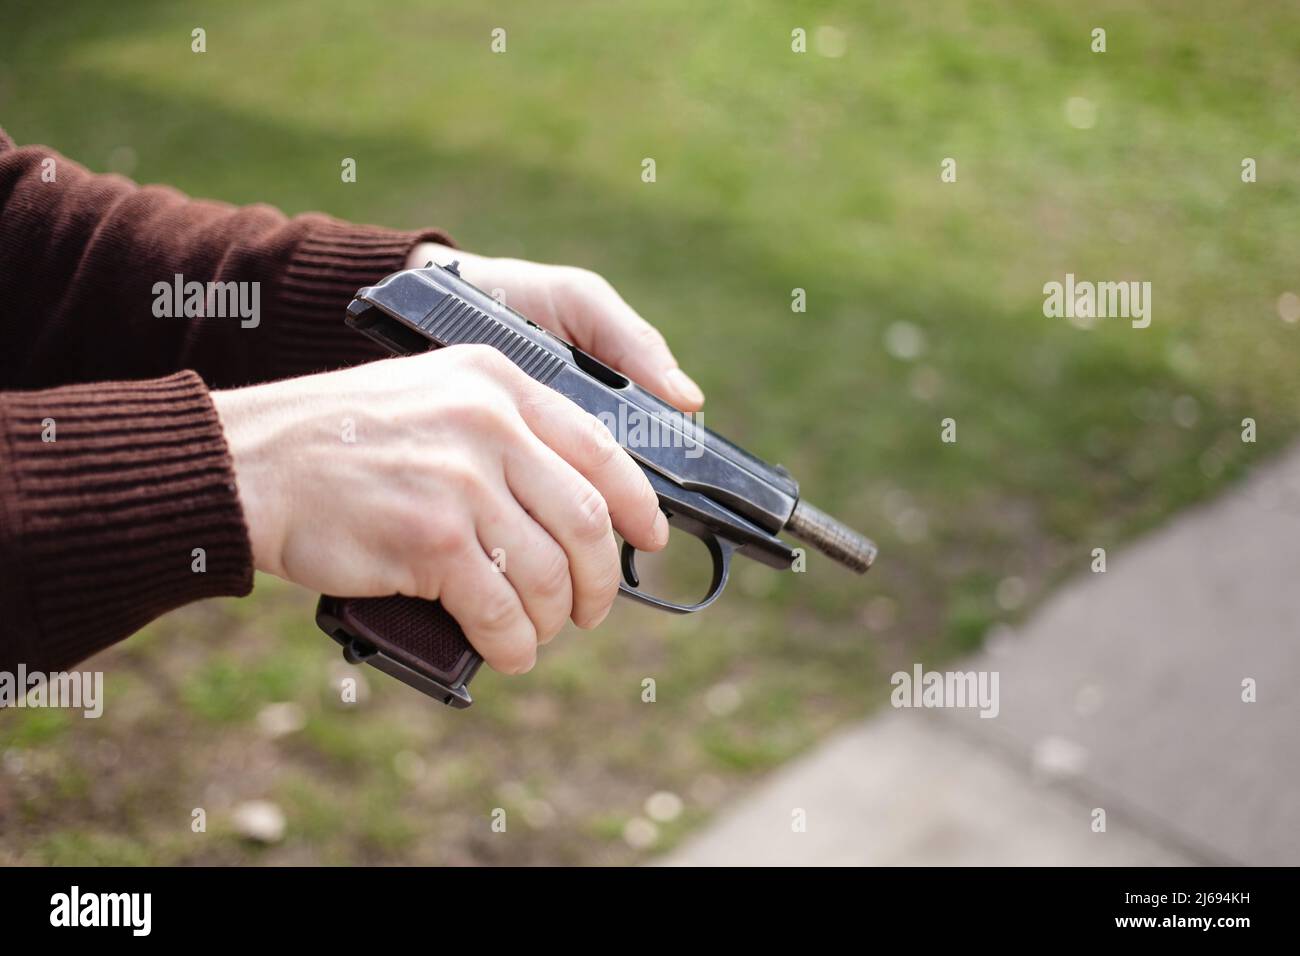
345, 595, 476, 681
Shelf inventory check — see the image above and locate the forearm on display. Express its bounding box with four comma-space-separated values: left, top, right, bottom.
0, 127, 453, 390
0, 373, 254, 672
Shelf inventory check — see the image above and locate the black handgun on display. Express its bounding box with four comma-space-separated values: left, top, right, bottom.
316, 261, 876, 707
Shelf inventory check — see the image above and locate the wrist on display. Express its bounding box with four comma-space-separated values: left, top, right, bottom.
210, 386, 287, 578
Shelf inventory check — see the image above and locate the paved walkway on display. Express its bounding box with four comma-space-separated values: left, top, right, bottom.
661, 446, 1300, 866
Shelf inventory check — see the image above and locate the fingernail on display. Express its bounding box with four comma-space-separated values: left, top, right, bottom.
666, 368, 705, 407
653, 510, 670, 548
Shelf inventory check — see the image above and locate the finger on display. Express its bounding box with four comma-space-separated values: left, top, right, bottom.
461, 344, 668, 554
474, 486, 574, 644
514, 385, 669, 553
504, 438, 623, 629
555, 272, 705, 412
434, 542, 539, 674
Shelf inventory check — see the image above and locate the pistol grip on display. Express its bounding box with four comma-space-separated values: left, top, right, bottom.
315, 595, 483, 708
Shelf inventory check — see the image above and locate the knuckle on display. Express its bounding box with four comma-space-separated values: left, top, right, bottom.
456, 345, 521, 387
396, 561, 436, 602
593, 558, 622, 603
578, 415, 621, 469
534, 608, 567, 645
638, 478, 662, 515
413, 568, 447, 604
576, 562, 621, 629
632, 320, 668, 351
562, 265, 601, 288
536, 547, 572, 599
436, 458, 490, 501
458, 343, 506, 369
514, 387, 550, 421
558, 267, 612, 304
528, 547, 574, 643
445, 398, 517, 439
411, 513, 472, 556
477, 588, 523, 635
572, 483, 612, 544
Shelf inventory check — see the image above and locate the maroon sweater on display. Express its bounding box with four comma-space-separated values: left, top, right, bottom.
0, 126, 452, 672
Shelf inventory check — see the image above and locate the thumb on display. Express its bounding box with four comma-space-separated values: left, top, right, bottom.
558, 273, 705, 412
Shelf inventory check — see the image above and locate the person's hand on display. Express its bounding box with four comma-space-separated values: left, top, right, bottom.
210, 346, 669, 675
407, 243, 705, 412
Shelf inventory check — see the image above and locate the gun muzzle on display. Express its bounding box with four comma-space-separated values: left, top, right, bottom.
785, 499, 877, 573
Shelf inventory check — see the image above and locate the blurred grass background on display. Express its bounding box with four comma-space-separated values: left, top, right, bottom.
1, 0, 1297, 863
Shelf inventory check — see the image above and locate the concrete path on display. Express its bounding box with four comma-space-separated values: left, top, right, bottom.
661, 445, 1300, 866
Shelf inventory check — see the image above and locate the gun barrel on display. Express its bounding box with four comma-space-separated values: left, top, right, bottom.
785, 499, 877, 573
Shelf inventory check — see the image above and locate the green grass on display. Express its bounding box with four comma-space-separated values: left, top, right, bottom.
1, 0, 1297, 864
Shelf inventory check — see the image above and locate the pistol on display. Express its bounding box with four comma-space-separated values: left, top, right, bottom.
316, 261, 876, 707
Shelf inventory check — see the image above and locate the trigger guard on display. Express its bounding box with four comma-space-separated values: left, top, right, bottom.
618, 531, 734, 614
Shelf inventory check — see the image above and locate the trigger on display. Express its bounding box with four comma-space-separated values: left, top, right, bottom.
620, 541, 641, 588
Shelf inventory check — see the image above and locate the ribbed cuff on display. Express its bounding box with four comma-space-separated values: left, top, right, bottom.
268, 219, 455, 380
0, 371, 253, 671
